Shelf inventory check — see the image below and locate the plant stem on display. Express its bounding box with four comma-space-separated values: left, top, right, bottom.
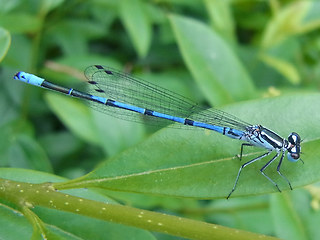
0, 178, 279, 240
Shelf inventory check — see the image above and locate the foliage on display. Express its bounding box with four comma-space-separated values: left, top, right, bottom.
1, 0, 320, 239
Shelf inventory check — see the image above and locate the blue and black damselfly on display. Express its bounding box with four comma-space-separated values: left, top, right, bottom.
14, 65, 302, 198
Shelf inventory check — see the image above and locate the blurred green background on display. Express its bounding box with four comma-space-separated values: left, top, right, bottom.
1, 0, 320, 239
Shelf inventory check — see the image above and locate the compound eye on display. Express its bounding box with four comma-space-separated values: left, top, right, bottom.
288, 132, 301, 145
287, 152, 300, 162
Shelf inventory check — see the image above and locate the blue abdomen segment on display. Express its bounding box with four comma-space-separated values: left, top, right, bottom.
105, 99, 245, 138
223, 128, 245, 139
193, 121, 225, 132
91, 95, 107, 104
151, 111, 185, 123
106, 100, 146, 114
107, 100, 185, 123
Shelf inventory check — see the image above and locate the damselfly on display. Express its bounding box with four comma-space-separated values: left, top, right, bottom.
14, 65, 302, 198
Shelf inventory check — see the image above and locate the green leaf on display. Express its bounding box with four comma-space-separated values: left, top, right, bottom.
270, 193, 308, 240
204, 0, 235, 42
39, 0, 65, 15
0, 13, 41, 33
301, 1, 320, 28
57, 93, 320, 199
0, 0, 20, 13
0, 204, 34, 240
0, 27, 10, 62
261, 1, 320, 49
207, 196, 273, 234
45, 93, 100, 145
45, 20, 105, 56
119, 0, 152, 58
302, 186, 320, 239
169, 14, 255, 106
0, 120, 52, 172
45, 92, 145, 156
259, 53, 300, 85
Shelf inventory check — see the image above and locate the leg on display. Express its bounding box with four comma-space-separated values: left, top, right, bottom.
227, 151, 272, 199
260, 152, 281, 192
277, 150, 292, 190
237, 143, 253, 161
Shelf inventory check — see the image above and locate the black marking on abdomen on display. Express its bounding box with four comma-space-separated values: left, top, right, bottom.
184, 118, 194, 126
41, 81, 69, 94
227, 129, 239, 137
106, 99, 116, 107
70, 89, 93, 101
144, 109, 154, 116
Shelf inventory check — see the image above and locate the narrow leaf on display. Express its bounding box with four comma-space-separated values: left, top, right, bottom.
260, 53, 300, 85
169, 14, 255, 106
120, 0, 152, 58
204, 0, 235, 42
0, 27, 10, 62
262, 1, 320, 49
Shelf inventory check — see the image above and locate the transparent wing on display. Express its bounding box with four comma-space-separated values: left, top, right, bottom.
83, 65, 251, 130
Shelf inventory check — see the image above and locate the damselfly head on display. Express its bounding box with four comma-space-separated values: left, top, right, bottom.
287, 132, 301, 162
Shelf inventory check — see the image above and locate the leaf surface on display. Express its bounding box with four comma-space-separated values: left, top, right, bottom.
58, 94, 320, 199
